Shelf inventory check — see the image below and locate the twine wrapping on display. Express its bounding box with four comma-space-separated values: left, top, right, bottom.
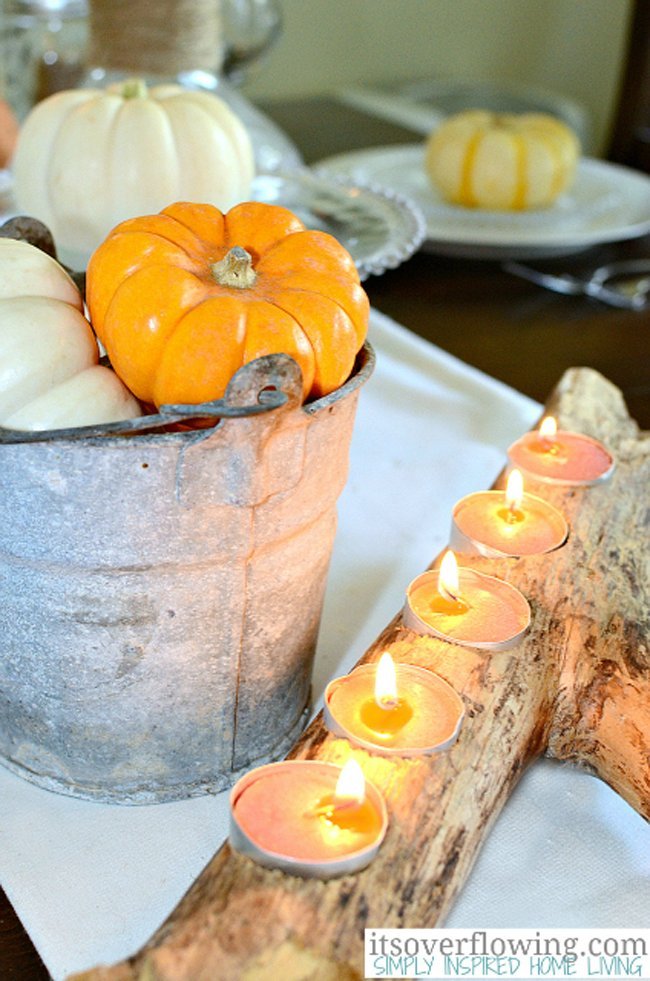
88, 0, 224, 76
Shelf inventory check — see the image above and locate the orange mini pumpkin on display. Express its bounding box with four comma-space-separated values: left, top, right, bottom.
86, 201, 369, 407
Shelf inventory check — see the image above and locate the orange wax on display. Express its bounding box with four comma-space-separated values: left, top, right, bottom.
359, 696, 414, 736
427, 593, 469, 615
231, 763, 385, 863
405, 568, 530, 649
528, 436, 567, 459
312, 792, 384, 836
496, 506, 525, 525
452, 490, 568, 557
325, 664, 464, 754
508, 430, 614, 486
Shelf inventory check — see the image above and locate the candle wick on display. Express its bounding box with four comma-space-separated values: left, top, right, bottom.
333, 796, 361, 812
312, 796, 360, 819
543, 436, 563, 457
439, 583, 460, 604
533, 430, 563, 457
376, 694, 399, 710
537, 433, 557, 455
505, 501, 525, 524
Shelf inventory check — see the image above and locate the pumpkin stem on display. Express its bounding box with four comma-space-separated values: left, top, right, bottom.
121, 78, 148, 100
211, 247, 257, 290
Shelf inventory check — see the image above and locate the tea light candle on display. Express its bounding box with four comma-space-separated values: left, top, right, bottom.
508, 416, 615, 486
324, 651, 464, 756
229, 758, 388, 879
450, 469, 569, 557
404, 550, 531, 650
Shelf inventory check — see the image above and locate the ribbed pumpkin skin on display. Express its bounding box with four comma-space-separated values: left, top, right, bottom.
12, 81, 254, 261
425, 110, 580, 210
86, 201, 369, 407
0, 239, 141, 430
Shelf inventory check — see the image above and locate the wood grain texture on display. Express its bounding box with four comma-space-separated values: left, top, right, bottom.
74, 367, 649, 981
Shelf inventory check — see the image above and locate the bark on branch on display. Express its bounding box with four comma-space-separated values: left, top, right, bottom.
75, 367, 649, 981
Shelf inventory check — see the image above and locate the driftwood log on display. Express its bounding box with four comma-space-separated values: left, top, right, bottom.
76, 367, 649, 981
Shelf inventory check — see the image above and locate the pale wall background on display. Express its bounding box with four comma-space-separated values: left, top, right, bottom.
243, 0, 634, 156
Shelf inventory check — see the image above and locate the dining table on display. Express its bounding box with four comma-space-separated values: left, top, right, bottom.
1, 95, 649, 981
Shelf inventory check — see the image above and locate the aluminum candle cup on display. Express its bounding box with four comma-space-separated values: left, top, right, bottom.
405, 567, 530, 650
229, 760, 388, 879
324, 662, 464, 756
507, 429, 615, 486
450, 489, 569, 558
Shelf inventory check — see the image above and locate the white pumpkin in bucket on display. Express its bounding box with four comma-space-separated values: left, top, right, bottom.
0, 238, 141, 430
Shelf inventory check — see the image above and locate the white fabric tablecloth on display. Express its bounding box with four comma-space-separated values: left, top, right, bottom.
1, 309, 648, 980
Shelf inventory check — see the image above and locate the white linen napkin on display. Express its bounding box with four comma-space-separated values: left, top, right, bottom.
0, 309, 647, 980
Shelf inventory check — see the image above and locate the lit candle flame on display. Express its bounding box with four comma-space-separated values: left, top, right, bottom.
505, 469, 524, 512
539, 416, 557, 439
438, 549, 460, 603
375, 651, 398, 709
334, 758, 365, 806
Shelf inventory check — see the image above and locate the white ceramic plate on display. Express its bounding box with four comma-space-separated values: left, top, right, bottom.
0, 167, 426, 280
316, 144, 650, 260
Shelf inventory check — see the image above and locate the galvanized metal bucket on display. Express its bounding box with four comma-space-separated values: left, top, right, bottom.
0, 345, 374, 804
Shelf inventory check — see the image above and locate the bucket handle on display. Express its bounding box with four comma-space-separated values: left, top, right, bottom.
0, 354, 304, 445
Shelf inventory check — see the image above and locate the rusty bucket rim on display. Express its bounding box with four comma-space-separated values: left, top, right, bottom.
304, 340, 375, 415
0, 342, 376, 448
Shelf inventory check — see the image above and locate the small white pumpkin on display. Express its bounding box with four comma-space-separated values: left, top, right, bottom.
0, 238, 141, 431
12, 79, 255, 266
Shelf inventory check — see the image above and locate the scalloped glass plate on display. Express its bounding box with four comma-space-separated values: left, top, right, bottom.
316, 144, 650, 260
0, 167, 426, 280
250, 168, 426, 278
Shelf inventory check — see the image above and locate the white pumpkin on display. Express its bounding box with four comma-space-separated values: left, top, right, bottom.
12, 79, 255, 267
0, 238, 142, 431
